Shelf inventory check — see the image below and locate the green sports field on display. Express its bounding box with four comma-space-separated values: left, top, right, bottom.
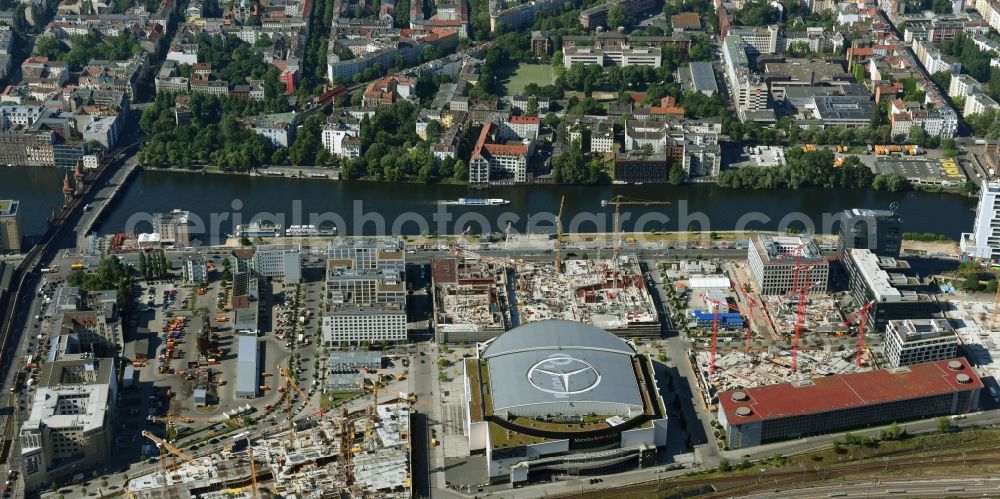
505, 63, 555, 95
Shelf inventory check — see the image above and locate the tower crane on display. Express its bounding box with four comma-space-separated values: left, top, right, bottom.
280, 365, 311, 441
843, 300, 876, 367
141, 429, 198, 486
339, 407, 354, 485
703, 296, 756, 374
601, 196, 671, 323
600, 196, 671, 283
555, 196, 565, 275
247, 438, 261, 499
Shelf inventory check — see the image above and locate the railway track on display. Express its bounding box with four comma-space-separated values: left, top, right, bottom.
0, 144, 132, 461
698, 452, 1000, 498
579, 433, 1000, 499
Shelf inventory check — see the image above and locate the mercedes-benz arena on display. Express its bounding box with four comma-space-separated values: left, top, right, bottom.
464, 320, 669, 483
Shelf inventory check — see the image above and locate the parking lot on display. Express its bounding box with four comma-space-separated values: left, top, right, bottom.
120, 260, 338, 440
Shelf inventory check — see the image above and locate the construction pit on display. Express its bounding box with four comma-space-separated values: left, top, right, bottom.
432, 254, 661, 342
944, 297, 1000, 382
667, 263, 879, 410
128, 401, 413, 499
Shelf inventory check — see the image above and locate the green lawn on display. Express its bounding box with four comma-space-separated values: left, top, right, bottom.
321, 391, 360, 409
505, 63, 554, 95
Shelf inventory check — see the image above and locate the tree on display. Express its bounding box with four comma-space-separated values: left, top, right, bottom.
254, 33, 272, 48
942, 138, 958, 158
271, 148, 288, 165
881, 421, 903, 441
452, 160, 468, 182
607, 4, 629, 29
138, 251, 148, 280
734, 0, 781, 25
936, 416, 951, 433
668, 163, 685, 185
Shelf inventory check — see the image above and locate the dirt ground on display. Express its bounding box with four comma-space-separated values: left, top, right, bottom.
901, 239, 960, 255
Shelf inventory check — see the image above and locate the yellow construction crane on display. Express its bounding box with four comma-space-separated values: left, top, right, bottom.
279, 365, 310, 441
246, 438, 261, 499
339, 407, 354, 485
142, 430, 197, 464
601, 195, 672, 262
142, 429, 197, 485
149, 415, 228, 426
555, 195, 565, 275
355, 378, 380, 419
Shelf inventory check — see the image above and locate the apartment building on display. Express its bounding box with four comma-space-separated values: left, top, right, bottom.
884, 319, 959, 368
728, 25, 780, 54
562, 45, 662, 67
961, 180, 1000, 261
468, 122, 531, 185
949, 73, 982, 98
321, 126, 361, 159
0, 199, 21, 253
964, 92, 999, 116
154, 209, 191, 247
723, 36, 769, 121
590, 122, 614, 153
837, 208, 902, 257
747, 234, 829, 295
21, 358, 117, 492
243, 112, 296, 147
323, 239, 407, 345
501, 115, 540, 141
362, 75, 416, 108
843, 249, 937, 329
249, 244, 301, 283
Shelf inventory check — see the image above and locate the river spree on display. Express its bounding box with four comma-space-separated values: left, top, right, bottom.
97, 169, 980, 242
0, 166, 68, 239
0, 166, 980, 242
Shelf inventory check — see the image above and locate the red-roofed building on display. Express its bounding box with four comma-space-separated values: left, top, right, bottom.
650, 96, 685, 116
468, 122, 532, 185
362, 76, 416, 108
718, 358, 982, 449
875, 82, 903, 104
500, 115, 540, 140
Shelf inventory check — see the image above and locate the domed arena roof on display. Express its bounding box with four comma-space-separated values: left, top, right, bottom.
478, 320, 643, 418
481, 320, 636, 358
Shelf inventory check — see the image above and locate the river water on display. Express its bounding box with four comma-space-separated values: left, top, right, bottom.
0, 166, 979, 242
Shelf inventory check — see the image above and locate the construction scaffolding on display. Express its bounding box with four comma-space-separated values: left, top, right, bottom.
432, 255, 660, 342
128, 402, 412, 499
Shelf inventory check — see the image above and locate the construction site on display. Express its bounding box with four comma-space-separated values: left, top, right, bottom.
127, 400, 413, 499
663, 243, 882, 410
944, 296, 1000, 385
431, 254, 660, 343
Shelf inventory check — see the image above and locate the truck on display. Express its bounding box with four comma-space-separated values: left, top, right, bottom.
70, 263, 85, 270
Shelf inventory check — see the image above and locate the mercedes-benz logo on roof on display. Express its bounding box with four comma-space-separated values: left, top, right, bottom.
527, 354, 601, 398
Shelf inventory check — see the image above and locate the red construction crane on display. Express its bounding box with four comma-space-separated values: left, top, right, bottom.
791, 270, 809, 372
843, 300, 876, 367
768, 239, 835, 372
703, 296, 750, 374
730, 279, 764, 354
